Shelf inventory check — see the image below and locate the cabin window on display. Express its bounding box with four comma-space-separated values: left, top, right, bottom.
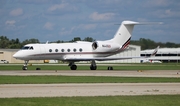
55, 49, 58, 52
67, 49, 70, 52
61, 49, 64, 52
49, 49, 52, 52
73, 48, 76, 52
79, 48, 83, 52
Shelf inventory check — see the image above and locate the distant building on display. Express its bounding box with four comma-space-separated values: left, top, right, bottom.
141, 48, 180, 63
97, 45, 141, 63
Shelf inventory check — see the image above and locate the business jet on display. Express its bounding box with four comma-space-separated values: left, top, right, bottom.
13, 20, 159, 70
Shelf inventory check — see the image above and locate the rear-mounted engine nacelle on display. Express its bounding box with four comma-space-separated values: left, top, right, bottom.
92, 41, 120, 52
92, 41, 98, 50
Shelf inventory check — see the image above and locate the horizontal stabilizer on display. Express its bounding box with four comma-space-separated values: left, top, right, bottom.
115, 21, 163, 25
136, 22, 163, 25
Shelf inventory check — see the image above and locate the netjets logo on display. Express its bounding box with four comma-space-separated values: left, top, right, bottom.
102, 44, 111, 48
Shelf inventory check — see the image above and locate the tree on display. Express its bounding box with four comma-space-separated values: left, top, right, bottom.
70, 37, 81, 42
1, 35, 180, 49
0, 36, 10, 48
83, 37, 95, 42
131, 38, 161, 50
56, 40, 64, 43
165, 42, 177, 48
20, 38, 39, 48
21, 39, 39, 47
15, 38, 20, 44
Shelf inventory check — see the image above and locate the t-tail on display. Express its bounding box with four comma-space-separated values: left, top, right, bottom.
111, 21, 140, 49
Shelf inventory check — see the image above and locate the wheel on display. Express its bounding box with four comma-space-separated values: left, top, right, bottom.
36, 68, 41, 70
22, 66, 28, 70
107, 66, 113, 70
90, 65, 97, 70
70, 65, 77, 70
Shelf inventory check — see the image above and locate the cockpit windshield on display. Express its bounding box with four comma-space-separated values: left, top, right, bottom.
21, 46, 34, 50
29, 46, 34, 50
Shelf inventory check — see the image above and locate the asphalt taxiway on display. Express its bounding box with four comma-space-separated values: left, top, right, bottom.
0, 83, 180, 98
0, 70, 180, 98
0, 70, 180, 77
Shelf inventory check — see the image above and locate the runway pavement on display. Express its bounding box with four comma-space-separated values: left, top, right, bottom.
0, 70, 180, 77
0, 70, 180, 98
0, 83, 180, 98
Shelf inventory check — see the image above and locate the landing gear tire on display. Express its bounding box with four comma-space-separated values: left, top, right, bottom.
90, 65, 97, 70
22, 60, 29, 70
70, 65, 77, 70
36, 68, 41, 70
107, 66, 113, 70
22, 66, 28, 70
90, 60, 97, 70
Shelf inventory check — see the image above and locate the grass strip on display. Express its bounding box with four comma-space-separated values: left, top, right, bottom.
0, 64, 180, 70
0, 95, 180, 106
0, 75, 180, 84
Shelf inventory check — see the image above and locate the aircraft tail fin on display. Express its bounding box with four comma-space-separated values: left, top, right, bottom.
111, 21, 162, 49
150, 46, 160, 57
111, 21, 140, 49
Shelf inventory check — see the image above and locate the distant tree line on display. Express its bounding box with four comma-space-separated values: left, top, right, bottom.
131, 38, 180, 50
0, 35, 180, 50
55, 37, 95, 43
0, 36, 95, 49
0, 36, 39, 49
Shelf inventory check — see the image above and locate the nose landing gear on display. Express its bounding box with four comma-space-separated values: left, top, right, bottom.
22, 60, 29, 70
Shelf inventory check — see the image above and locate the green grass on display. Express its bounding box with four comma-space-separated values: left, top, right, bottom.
0, 64, 179, 106
0, 63, 180, 70
0, 75, 180, 84
0, 95, 180, 106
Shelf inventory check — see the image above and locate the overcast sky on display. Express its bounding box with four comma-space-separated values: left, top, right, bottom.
0, 0, 180, 43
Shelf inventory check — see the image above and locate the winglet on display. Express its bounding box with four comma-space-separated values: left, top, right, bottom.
150, 46, 160, 57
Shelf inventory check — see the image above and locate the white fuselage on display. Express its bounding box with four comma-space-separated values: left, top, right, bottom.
13, 41, 122, 61
12, 21, 159, 70
13, 21, 139, 63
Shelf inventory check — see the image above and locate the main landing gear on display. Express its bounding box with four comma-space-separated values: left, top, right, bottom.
22, 60, 29, 70
69, 60, 97, 70
69, 62, 77, 70
90, 60, 97, 70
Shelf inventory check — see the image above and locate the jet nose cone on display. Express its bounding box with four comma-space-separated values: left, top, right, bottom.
13, 52, 22, 59
13, 53, 18, 58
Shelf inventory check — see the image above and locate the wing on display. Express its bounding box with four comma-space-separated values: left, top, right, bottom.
64, 56, 142, 61
64, 46, 160, 62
